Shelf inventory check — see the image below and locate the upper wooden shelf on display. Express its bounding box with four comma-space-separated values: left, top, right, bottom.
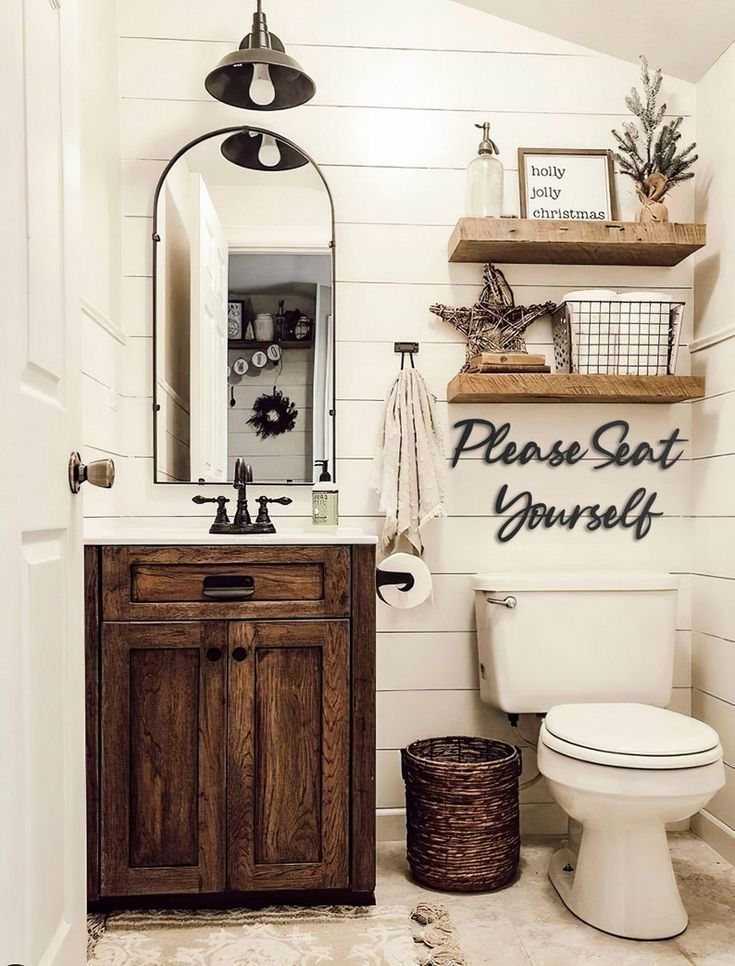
448, 218, 706, 266
447, 373, 705, 404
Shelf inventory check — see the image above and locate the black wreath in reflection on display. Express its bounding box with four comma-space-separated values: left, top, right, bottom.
247, 388, 298, 439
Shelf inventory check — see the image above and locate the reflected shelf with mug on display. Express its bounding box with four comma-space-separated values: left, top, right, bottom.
228, 338, 313, 350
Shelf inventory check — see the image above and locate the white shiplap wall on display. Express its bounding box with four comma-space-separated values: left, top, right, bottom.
79, 0, 125, 519
95, 0, 699, 835
691, 39, 735, 862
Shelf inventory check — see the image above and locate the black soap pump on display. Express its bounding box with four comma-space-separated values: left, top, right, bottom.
312, 459, 339, 527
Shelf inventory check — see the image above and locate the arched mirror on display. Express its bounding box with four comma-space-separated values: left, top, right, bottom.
152, 126, 335, 485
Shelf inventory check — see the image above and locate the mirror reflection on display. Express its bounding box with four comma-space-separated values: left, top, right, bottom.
153, 127, 334, 485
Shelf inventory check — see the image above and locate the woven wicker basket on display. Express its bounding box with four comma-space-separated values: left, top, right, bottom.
401, 736, 522, 893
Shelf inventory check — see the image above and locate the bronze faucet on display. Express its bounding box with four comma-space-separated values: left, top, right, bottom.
233, 458, 253, 527
192, 460, 293, 534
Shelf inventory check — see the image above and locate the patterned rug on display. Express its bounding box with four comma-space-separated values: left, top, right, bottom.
87, 903, 465, 965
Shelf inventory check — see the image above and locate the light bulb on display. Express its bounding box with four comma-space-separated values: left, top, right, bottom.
249, 63, 276, 106
258, 134, 281, 168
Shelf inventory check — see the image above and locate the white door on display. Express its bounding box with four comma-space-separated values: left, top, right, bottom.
1, 0, 87, 963
190, 174, 229, 482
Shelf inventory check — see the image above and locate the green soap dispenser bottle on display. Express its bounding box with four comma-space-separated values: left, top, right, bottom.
312, 460, 339, 527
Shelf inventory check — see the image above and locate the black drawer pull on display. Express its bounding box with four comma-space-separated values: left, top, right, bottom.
202, 575, 255, 601
206, 647, 222, 662
232, 647, 248, 662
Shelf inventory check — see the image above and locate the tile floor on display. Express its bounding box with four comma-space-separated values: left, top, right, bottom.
377, 834, 735, 964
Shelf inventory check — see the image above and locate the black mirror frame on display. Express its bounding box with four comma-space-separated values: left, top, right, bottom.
151, 125, 337, 486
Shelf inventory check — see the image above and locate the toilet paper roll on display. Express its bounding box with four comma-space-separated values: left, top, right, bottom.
376, 553, 433, 608
563, 290, 619, 374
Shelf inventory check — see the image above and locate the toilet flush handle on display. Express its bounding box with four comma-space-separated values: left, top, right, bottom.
485, 595, 517, 609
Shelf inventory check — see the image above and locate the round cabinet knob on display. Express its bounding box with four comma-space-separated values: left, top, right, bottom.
206, 647, 223, 662
68, 451, 115, 494
232, 647, 248, 662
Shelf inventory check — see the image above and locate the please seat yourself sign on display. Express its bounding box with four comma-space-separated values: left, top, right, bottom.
451, 418, 686, 543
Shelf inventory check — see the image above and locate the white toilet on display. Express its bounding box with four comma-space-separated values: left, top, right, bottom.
474, 572, 724, 941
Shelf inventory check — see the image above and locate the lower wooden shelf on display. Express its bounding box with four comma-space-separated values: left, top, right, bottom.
447, 373, 705, 404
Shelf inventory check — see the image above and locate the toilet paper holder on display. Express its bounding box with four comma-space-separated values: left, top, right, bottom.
376, 568, 415, 604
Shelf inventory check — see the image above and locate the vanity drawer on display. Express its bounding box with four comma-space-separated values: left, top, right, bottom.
101, 546, 351, 620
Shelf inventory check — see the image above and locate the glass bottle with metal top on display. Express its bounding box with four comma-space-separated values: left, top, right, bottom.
466, 121, 503, 218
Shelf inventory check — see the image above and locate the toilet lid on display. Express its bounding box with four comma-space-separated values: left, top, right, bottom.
542, 703, 721, 769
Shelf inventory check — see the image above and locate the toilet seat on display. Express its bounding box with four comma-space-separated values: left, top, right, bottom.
541, 703, 721, 770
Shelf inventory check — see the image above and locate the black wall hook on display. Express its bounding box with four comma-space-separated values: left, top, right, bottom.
394, 341, 419, 370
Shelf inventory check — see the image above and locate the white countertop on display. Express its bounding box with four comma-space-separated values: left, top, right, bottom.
84, 525, 378, 546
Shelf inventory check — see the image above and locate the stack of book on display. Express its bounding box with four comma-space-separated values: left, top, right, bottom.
466, 352, 550, 373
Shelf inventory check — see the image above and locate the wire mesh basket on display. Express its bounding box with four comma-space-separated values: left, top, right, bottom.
552, 300, 684, 376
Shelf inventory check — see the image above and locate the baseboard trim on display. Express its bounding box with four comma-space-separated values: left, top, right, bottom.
377, 808, 406, 843
692, 809, 735, 865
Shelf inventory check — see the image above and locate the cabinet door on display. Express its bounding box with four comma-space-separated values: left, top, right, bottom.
227, 621, 350, 891
100, 622, 226, 896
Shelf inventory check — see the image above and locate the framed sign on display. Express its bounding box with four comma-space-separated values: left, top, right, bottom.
518, 148, 618, 221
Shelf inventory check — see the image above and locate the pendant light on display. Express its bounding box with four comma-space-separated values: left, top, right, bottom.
205, 0, 316, 111
221, 128, 309, 172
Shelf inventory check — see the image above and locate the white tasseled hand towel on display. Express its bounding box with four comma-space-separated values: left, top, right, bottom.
373, 367, 446, 558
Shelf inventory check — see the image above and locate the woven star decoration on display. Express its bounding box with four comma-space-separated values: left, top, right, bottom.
430, 263, 557, 371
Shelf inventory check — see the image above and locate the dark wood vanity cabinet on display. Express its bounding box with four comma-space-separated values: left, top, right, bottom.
85, 544, 376, 907
227, 619, 350, 892
100, 620, 226, 897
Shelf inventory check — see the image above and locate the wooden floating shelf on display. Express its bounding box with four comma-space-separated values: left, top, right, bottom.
448, 218, 706, 266
447, 373, 705, 404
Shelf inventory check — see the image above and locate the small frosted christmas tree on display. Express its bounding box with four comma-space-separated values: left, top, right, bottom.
612, 56, 697, 222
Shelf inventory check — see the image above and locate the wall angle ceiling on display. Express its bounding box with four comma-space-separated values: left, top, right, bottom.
452, 0, 735, 81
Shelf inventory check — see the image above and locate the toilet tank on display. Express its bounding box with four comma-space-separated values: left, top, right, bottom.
474, 573, 678, 713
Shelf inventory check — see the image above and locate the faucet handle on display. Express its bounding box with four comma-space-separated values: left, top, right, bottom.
255, 495, 293, 526
192, 494, 230, 525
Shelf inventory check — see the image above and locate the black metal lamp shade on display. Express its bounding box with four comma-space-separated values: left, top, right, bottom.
204, 3, 315, 110
221, 130, 309, 171
206, 47, 315, 111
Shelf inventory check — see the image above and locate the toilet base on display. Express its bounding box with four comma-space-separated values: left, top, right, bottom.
548, 833, 688, 941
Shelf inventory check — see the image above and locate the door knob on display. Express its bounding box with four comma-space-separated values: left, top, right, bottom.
232, 647, 248, 662
68, 451, 115, 494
